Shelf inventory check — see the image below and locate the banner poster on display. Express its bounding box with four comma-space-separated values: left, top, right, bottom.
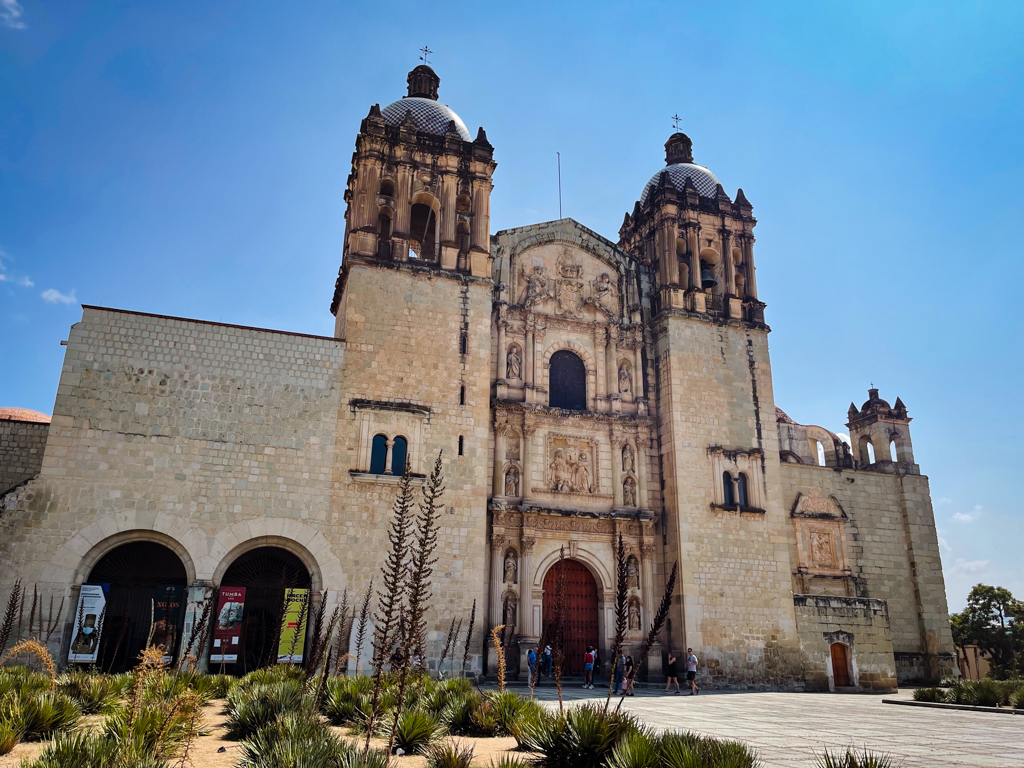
179, 586, 211, 665
152, 585, 185, 663
68, 583, 108, 664
277, 588, 310, 664
210, 587, 246, 664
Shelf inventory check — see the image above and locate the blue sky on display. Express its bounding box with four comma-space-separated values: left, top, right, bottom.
1, 1, 1021, 611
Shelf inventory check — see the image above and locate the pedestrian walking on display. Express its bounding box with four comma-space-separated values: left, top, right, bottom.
528, 646, 538, 682
664, 652, 681, 694
614, 651, 626, 694
686, 647, 700, 695
623, 655, 635, 696
583, 646, 595, 689
542, 645, 553, 677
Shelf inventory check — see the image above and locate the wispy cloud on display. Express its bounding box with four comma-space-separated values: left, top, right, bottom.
41, 288, 77, 305
952, 505, 982, 524
936, 497, 953, 506
0, 249, 33, 287
835, 432, 852, 447
0, 0, 26, 30
948, 558, 992, 578
937, 534, 952, 554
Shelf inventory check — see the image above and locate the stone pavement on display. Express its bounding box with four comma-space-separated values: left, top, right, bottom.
525, 686, 1024, 768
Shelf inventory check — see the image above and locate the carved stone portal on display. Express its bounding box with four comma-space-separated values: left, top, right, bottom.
547, 435, 597, 494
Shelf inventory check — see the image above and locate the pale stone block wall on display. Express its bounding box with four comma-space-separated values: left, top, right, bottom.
0, 420, 49, 494
780, 463, 956, 682
794, 595, 897, 692
0, 307, 346, 655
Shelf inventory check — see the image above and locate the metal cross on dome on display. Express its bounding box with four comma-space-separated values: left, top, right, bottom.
419, 45, 433, 65
671, 113, 682, 132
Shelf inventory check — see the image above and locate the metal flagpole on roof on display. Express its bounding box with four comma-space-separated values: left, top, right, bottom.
557, 152, 562, 219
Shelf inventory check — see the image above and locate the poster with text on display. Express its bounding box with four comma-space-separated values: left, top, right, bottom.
210, 587, 245, 664
67, 584, 108, 664
179, 586, 211, 665
277, 588, 310, 663
152, 585, 185, 663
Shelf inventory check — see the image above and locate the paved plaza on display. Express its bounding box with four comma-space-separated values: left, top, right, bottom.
527, 686, 1024, 768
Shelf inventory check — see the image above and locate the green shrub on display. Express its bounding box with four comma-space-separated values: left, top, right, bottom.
488, 757, 530, 768
1011, 685, 1024, 709
660, 731, 760, 768
224, 678, 306, 740
236, 713, 345, 768
425, 738, 475, 768
388, 707, 442, 755
17, 691, 82, 741
0, 712, 22, 756
516, 704, 638, 768
486, 690, 541, 737
0, 667, 51, 700
606, 728, 662, 768
816, 747, 900, 768
944, 680, 975, 705
57, 670, 122, 714
335, 742, 393, 768
101, 698, 203, 762
911, 687, 946, 703
17, 730, 169, 768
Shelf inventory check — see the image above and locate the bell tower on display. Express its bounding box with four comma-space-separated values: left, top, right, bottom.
330, 65, 496, 334
847, 388, 918, 473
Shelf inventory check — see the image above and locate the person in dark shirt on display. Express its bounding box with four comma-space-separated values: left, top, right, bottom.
664, 652, 681, 694
623, 655, 635, 696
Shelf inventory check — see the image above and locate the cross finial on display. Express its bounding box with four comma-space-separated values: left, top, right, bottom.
419, 45, 432, 65
671, 113, 682, 132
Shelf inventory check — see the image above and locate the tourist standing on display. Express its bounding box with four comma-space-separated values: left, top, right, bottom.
664, 652, 681, 694
542, 645, 553, 677
614, 651, 626, 694
583, 646, 595, 689
623, 655, 635, 696
528, 647, 538, 682
686, 647, 700, 695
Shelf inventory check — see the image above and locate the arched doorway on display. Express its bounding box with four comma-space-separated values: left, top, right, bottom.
218, 546, 312, 673
830, 642, 851, 687
542, 559, 599, 675
87, 541, 188, 673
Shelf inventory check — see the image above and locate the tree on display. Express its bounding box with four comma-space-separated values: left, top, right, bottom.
950, 584, 1023, 679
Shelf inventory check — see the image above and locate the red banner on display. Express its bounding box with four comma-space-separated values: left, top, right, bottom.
210, 587, 245, 663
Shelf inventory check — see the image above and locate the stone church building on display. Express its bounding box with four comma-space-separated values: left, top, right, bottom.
0, 65, 956, 690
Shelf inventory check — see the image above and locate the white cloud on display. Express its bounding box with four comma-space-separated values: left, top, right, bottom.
948, 558, 992, 578
834, 432, 852, 447
0, 250, 33, 287
41, 288, 77, 305
952, 505, 982, 524
936, 497, 953, 506
937, 535, 952, 554
0, 0, 26, 30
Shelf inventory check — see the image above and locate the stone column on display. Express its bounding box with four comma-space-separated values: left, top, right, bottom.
494, 427, 507, 497
633, 339, 644, 399
471, 181, 490, 252
606, 328, 617, 396
496, 321, 507, 381
613, 442, 624, 507
743, 235, 758, 298
636, 436, 649, 507
594, 327, 606, 401
663, 219, 679, 286
520, 537, 536, 636
383, 438, 395, 474
355, 161, 381, 231
521, 425, 535, 500
639, 545, 656, 628
686, 224, 701, 290
721, 229, 734, 296
525, 323, 535, 386
490, 540, 506, 631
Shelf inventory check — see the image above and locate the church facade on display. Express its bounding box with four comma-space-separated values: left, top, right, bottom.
0, 65, 956, 690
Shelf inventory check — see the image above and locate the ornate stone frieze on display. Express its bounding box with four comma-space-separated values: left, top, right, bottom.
546, 434, 597, 494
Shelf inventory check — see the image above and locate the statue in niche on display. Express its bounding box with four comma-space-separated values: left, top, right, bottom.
622, 443, 634, 473
503, 549, 518, 583
506, 345, 522, 380
622, 477, 636, 507
550, 449, 571, 492
504, 467, 520, 497
626, 556, 640, 590
618, 363, 632, 394
573, 452, 591, 494
522, 266, 548, 307
502, 592, 517, 630
628, 599, 641, 631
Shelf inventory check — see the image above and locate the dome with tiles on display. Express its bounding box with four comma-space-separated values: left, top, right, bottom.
639, 132, 723, 204
380, 65, 471, 141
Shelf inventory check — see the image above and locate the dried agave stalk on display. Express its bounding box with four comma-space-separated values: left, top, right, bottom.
616, 560, 678, 712
0, 638, 57, 685
354, 581, 372, 675
43, 594, 65, 645
27, 585, 37, 640
461, 599, 476, 677
605, 534, 628, 710
438, 616, 459, 677
1, 580, 23, 654
305, 590, 330, 675
283, 589, 310, 664
491, 624, 507, 692
179, 595, 212, 672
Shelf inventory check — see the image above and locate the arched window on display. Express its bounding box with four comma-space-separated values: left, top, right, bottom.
549, 350, 586, 411
889, 440, 897, 463
736, 473, 749, 507
379, 179, 395, 197
391, 436, 408, 475
722, 472, 735, 506
369, 434, 388, 474
858, 435, 873, 465
815, 441, 827, 467
410, 202, 437, 261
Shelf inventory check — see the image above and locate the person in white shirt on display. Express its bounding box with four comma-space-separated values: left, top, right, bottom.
685, 647, 700, 695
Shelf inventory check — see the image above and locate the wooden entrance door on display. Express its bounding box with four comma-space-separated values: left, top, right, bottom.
542, 559, 598, 675
830, 643, 851, 687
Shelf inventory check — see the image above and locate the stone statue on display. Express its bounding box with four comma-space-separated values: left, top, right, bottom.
810, 532, 835, 567
627, 556, 640, 589
504, 467, 519, 497
573, 452, 591, 494
623, 478, 636, 507
592, 273, 615, 311
622, 443, 634, 473
506, 345, 522, 380
503, 592, 517, 628
504, 549, 518, 583
618, 363, 632, 394
550, 449, 571, 492
523, 267, 547, 307
628, 600, 641, 631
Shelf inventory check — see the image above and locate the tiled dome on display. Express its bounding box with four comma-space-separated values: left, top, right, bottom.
381, 97, 471, 141
640, 163, 721, 204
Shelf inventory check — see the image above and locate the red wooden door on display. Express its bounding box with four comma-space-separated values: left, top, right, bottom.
542, 559, 599, 675
830, 643, 850, 686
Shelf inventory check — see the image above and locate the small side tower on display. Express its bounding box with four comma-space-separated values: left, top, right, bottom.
846, 388, 918, 473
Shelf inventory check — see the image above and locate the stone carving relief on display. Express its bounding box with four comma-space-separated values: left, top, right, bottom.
590, 273, 616, 315
555, 249, 585, 317
547, 435, 596, 494
795, 487, 839, 517
809, 531, 837, 569
505, 432, 521, 461
504, 467, 520, 497
506, 344, 522, 380
626, 556, 640, 590
504, 549, 518, 583
502, 590, 518, 628
521, 266, 549, 307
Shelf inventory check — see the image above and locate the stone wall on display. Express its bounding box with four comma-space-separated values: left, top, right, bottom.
0, 419, 49, 494
780, 463, 956, 682
0, 306, 347, 656
794, 594, 897, 692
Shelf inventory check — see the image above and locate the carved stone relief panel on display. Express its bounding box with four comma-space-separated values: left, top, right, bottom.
795, 517, 849, 576
546, 434, 598, 494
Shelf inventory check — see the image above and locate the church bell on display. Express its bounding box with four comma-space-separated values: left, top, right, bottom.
701, 267, 717, 290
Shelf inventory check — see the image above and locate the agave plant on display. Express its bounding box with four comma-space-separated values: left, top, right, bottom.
426, 738, 475, 768
57, 670, 122, 714
911, 687, 945, 703
516, 704, 637, 768
16, 730, 170, 768
816, 747, 901, 768
388, 707, 442, 755
236, 713, 345, 768
660, 731, 760, 768
0, 707, 23, 756
102, 696, 203, 762
488, 757, 531, 768
224, 678, 307, 740
606, 729, 662, 768
17, 691, 82, 741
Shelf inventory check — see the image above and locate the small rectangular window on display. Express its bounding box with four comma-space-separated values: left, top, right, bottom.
459, 385, 465, 405
458, 436, 464, 456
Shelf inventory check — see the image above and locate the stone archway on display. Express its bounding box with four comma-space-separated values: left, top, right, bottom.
542, 559, 599, 675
